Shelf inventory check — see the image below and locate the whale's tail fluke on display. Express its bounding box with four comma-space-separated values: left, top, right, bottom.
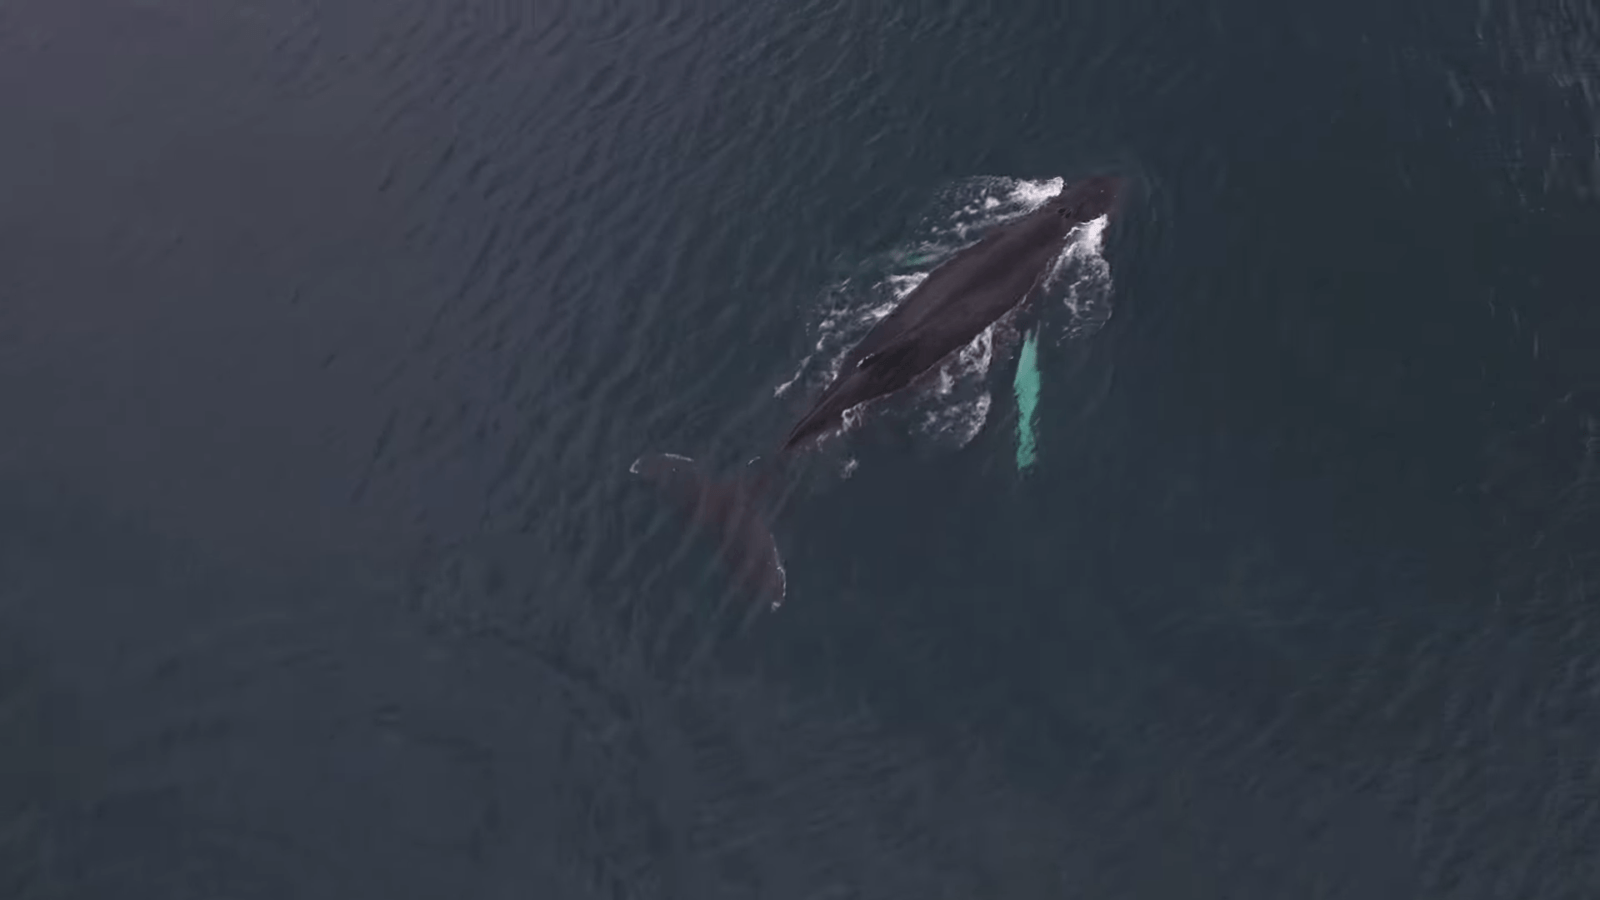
629, 453, 787, 611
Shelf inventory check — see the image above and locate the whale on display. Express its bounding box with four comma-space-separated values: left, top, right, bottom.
632, 174, 1126, 610
781, 174, 1124, 451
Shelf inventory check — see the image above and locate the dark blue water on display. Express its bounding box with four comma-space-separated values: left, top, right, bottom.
4, 0, 1600, 896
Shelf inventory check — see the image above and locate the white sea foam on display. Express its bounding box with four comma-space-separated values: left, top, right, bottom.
1046, 215, 1115, 339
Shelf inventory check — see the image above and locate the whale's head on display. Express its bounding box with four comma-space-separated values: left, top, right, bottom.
1054, 174, 1125, 223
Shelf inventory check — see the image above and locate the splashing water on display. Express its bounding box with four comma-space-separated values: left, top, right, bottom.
1047, 215, 1114, 339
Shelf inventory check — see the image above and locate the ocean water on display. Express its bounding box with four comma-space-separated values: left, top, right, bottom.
3, 0, 1600, 896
